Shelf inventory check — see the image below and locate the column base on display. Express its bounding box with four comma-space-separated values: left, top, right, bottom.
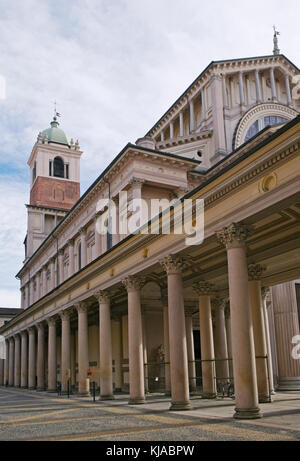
259, 394, 272, 403
169, 401, 192, 411
128, 398, 146, 405
277, 377, 300, 391
234, 407, 262, 420
202, 392, 217, 399
100, 394, 115, 400
77, 392, 90, 397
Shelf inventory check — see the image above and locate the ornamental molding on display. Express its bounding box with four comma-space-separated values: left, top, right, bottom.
159, 254, 186, 274
193, 281, 215, 296
248, 264, 266, 281
122, 275, 146, 292
204, 140, 300, 209
93, 290, 110, 304
234, 103, 298, 149
217, 222, 253, 248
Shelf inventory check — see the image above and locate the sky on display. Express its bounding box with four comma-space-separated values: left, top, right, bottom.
1, 0, 300, 308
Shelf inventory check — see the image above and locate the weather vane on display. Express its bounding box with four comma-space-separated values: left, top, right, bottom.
273, 25, 280, 55
53, 100, 61, 118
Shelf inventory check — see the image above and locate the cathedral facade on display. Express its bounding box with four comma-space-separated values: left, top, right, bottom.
0, 44, 300, 420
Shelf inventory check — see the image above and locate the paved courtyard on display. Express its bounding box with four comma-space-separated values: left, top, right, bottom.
0, 387, 300, 441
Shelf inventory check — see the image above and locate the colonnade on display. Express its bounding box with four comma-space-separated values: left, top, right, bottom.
0, 223, 284, 419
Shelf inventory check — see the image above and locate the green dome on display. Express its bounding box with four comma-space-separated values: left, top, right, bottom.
41, 117, 70, 146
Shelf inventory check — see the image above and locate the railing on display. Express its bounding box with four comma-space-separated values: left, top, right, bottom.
144, 355, 272, 401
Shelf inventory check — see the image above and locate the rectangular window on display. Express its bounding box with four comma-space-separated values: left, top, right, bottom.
49, 160, 52, 176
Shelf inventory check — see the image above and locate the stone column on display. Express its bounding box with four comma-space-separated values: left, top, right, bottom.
94, 292, 114, 399
211, 74, 227, 157
189, 99, 195, 133
261, 288, 275, 394
35, 272, 40, 301
255, 70, 262, 103
142, 312, 149, 394
58, 250, 64, 285
285, 74, 292, 106
25, 283, 29, 309
37, 323, 45, 391
68, 240, 74, 278
4, 339, 9, 386
248, 264, 270, 403
47, 317, 57, 392
160, 256, 191, 410
179, 112, 184, 136
29, 279, 34, 306
272, 282, 300, 390
201, 89, 206, 120
185, 312, 196, 392
112, 316, 123, 392
169, 121, 174, 139
193, 282, 216, 398
163, 302, 171, 395
122, 276, 146, 404
224, 303, 234, 380
8, 338, 14, 386
28, 327, 36, 389
14, 334, 21, 387
50, 258, 55, 291
0, 359, 4, 386
20, 331, 28, 388
42, 267, 47, 297
238, 72, 245, 106
80, 228, 87, 268
75, 303, 90, 396
269, 68, 277, 101
94, 216, 102, 259
60, 310, 72, 394
217, 223, 261, 419
212, 298, 229, 388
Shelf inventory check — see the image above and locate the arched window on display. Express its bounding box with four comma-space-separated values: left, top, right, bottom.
53, 156, 64, 178
244, 116, 287, 143
78, 242, 82, 271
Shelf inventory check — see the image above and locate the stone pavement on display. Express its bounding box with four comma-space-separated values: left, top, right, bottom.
0, 387, 299, 441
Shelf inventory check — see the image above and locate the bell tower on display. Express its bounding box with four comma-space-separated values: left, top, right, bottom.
25, 116, 82, 259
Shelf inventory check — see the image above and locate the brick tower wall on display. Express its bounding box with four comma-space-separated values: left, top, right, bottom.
30, 176, 80, 210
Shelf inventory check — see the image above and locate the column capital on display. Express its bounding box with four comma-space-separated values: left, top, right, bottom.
193, 281, 215, 296
94, 290, 110, 303
75, 301, 89, 314
248, 264, 266, 281
211, 297, 227, 311
79, 226, 87, 236
59, 309, 72, 321
122, 275, 146, 292
68, 238, 75, 247
46, 316, 57, 327
28, 326, 36, 334
261, 287, 271, 307
36, 322, 45, 331
130, 177, 145, 187
58, 249, 64, 257
217, 222, 253, 248
20, 330, 27, 338
159, 254, 185, 274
